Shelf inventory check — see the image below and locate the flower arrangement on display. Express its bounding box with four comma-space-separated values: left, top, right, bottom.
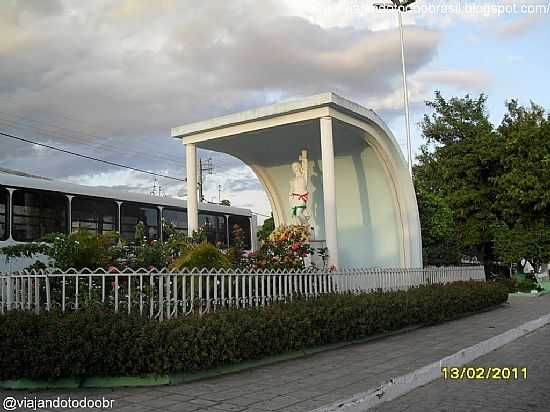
244, 225, 315, 270
268, 225, 310, 243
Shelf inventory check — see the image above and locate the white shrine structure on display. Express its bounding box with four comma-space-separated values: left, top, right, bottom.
172, 93, 422, 269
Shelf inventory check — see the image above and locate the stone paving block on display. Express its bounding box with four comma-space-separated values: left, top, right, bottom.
227, 394, 275, 407
251, 395, 302, 411
162, 403, 204, 412
188, 397, 219, 407
209, 402, 249, 411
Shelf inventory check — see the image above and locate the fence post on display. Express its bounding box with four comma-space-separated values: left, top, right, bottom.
182, 273, 187, 313
128, 275, 132, 315
139, 274, 144, 316
6, 275, 13, 311
34, 276, 40, 314
165, 274, 171, 319
206, 274, 210, 313
45, 273, 51, 312
242, 273, 247, 306
0, 276, 4, 314
149, 274, 154, 319
114, 274, 119, 313
159, 275, 164, 321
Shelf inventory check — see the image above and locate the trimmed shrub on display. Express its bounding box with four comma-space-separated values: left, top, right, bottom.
170, 242, 230, 270
0, 281, 508, 380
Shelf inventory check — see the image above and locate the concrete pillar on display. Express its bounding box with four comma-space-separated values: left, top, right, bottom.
186, 143, 199, 236
320, 116, 339, 268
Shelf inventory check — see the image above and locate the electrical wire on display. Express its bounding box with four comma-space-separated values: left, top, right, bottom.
0, 114, 184, 166
1, 131, 187, 183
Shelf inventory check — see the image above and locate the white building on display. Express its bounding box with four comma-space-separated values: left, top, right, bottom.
172, 93, 422, 269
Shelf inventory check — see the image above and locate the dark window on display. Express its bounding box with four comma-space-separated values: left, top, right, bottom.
0, 188, 7, 240
121, 203, 159, 241
72, 196, 117, 236
228, 215, 251, 250
199, 213, 227, 246
12, 189, 68, 242
162, 208, 187, 240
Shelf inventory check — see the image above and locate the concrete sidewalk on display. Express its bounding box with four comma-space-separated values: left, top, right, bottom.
2, 295, 550, 412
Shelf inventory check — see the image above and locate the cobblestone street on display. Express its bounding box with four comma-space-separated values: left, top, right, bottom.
2, 295, 550, 412
373, 324, 550, 412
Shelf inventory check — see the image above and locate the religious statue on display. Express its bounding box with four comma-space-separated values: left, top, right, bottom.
289, 150, 310, 227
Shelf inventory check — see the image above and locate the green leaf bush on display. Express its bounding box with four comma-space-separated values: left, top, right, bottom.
0, 281, 508, 381
170, 242, 231, 270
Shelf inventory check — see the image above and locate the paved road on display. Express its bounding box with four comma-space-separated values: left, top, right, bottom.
373, 324, 550, 412
2, 295, 550, 412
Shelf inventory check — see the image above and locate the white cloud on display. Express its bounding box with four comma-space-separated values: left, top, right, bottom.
413, 69, 493, 91
496, 15, 543, 37
0, 0, 492, 219
364, 68, 493, 113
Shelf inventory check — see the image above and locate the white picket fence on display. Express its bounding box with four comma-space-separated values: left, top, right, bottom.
0, 266, 485, 320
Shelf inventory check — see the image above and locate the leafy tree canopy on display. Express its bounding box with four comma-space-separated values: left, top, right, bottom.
415, 92, 550, 269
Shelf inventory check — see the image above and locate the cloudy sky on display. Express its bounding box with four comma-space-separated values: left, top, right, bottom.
1, 0, 549, 222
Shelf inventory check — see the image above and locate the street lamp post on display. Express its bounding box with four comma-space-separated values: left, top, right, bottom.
374, 0, 416, 176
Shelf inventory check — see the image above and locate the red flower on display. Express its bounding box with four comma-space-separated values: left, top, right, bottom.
291, 242, 302, 251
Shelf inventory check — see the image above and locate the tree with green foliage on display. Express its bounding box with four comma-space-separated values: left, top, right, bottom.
257, 215, 275, 241
415, 182, 462, 266
490, 100, 550, 269
416, 92, 499, 265
415, 92, 550, 271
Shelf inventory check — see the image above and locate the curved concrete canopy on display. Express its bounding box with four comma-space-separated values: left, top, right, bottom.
172, 93, 422, 268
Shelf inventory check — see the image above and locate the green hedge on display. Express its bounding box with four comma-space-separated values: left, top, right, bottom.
0, 281, 508, 380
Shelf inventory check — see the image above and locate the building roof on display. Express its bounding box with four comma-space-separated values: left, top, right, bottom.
171, 92, 386, 140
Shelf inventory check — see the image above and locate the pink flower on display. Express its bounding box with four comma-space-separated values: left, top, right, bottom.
291, 242, 302, 251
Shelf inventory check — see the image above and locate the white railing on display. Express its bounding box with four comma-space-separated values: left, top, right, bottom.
0, 266, 485, 319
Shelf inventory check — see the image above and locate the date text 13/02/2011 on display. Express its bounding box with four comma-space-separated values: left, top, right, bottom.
441, 367, 527, 380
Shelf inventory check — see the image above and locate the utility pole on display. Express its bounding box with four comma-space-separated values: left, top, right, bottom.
374, 0, 416, 176
198, 157, 213, 202
218, 184, 222, 203
151, 178, 158, 197
398, 7, 412, 176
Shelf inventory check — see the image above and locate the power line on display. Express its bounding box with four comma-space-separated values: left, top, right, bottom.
0, 114, 184, 166
1, 127, 271, 217
1, 131, 187, 183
